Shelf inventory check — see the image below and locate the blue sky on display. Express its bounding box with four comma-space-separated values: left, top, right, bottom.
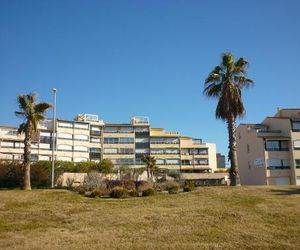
0, 0, 300, 161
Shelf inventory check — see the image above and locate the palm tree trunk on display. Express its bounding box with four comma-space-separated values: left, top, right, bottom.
227, 116, 240, 186
22, 124, 32, 190
147, 166, 150, 180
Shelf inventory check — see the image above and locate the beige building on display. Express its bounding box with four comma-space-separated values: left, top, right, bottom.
0, 114, 217, 172
236, 108, 300, 185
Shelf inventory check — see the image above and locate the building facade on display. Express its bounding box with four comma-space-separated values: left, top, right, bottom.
216, 153, 226, 169
0, 114, 217, 172
237, 108, 300, 185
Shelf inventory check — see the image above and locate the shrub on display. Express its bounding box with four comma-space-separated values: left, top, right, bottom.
105, 180, 136, 190
110, 186, 128, 199
129, 189, 139, 197
83, 171, 104, 191
183, 182, 195, 192
166, 181, 180, 194
136, 181, 153, 192
0, 161, 22, 188
142, 188, 155, 197
72, 186, 86, 195
154, 182, 167, 192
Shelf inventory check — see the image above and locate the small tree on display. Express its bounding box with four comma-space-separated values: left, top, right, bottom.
15, 93, 51, 190
141, 155, 157, 180
99, 159, 114, 174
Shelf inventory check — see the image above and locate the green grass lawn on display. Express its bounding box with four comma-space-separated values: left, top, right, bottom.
0, 186, 299, 250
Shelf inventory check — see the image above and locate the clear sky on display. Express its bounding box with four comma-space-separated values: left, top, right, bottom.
0, 0, 300, 161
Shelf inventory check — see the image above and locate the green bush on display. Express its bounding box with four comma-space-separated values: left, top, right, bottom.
166, 181, 180, 194
110, 186, 128, 199
142, 188, 155, 197
0, 161, 22, 188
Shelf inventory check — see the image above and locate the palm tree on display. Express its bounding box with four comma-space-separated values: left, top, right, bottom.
15, 93, 51, 190
203, 53, 254, 186
141, 155, 157, 181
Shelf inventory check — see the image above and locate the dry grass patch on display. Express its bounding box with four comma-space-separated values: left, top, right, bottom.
0, 186, 299, 249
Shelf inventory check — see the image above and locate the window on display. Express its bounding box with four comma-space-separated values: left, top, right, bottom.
58, 121, 73, 128
151, 149, 164, 154
0, 141, 14, 148
181, 160, 191, 165
293, 140, 300, 150
91, 126, 101, 132
74, 134, 89, 141
135, 127, 149, 133
39, 155, 50, 161
156, 159, 165, 165
57, 132, 72, 140
90, 125, 101, 136
135, 149, 149, 154
295, 159, 300, 168
31, 154, 38, 161
74, 123, 89, 130
265, 140, 289, 151
90, 137, 100, 143
150, 137, 179, 144
104, 148, 118, 154
135, 142, 149, 149
39, 143, 50, 149
198, 148, 208, 155
165, 159, 180, 165
57, 144, 72, 151
165, 149, 179, 154
90, 148, 101, 160
74, 145, 88, 152
196, 159, 209, 165
119, 148, 134, 154
57, 156, 72, 162
267, 158, 290, 170
292, 122, 300, 132
104, 126, 133, 133
104, 138, 134, 144
135, 138, 149, 143
111, 158, 134, 165
40, 132, 51, 137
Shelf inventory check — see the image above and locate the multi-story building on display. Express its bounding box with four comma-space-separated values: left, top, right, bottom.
236, 108, 300, 185
216, 153, 226, 169
0, 114, 217, 172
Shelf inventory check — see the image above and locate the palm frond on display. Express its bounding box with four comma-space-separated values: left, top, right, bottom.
234, 57, 249, 74
17, 95, 28, 113
221, 53, 234, 71
234, 76, 254, 88
17, 123, 26, 134
15, 111, 26, 118
203, 82, 223, 98
34, 102, 52, 114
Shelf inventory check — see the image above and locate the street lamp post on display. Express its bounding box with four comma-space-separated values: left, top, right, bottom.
51, 88, 57, 188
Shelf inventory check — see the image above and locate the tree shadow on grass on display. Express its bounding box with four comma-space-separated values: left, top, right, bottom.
270, 188, 300, 196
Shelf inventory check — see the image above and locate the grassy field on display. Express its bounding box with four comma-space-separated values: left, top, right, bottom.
0, 186, 299, 250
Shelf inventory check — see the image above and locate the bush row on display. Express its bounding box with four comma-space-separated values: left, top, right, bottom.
0, 159, 114, 188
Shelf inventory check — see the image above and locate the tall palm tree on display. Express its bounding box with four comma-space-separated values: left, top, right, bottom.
141, 155, 157, 180
203, 53, 254, 186
15, 93, 51, 190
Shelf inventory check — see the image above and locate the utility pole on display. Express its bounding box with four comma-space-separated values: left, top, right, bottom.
51, 88, 57, 188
